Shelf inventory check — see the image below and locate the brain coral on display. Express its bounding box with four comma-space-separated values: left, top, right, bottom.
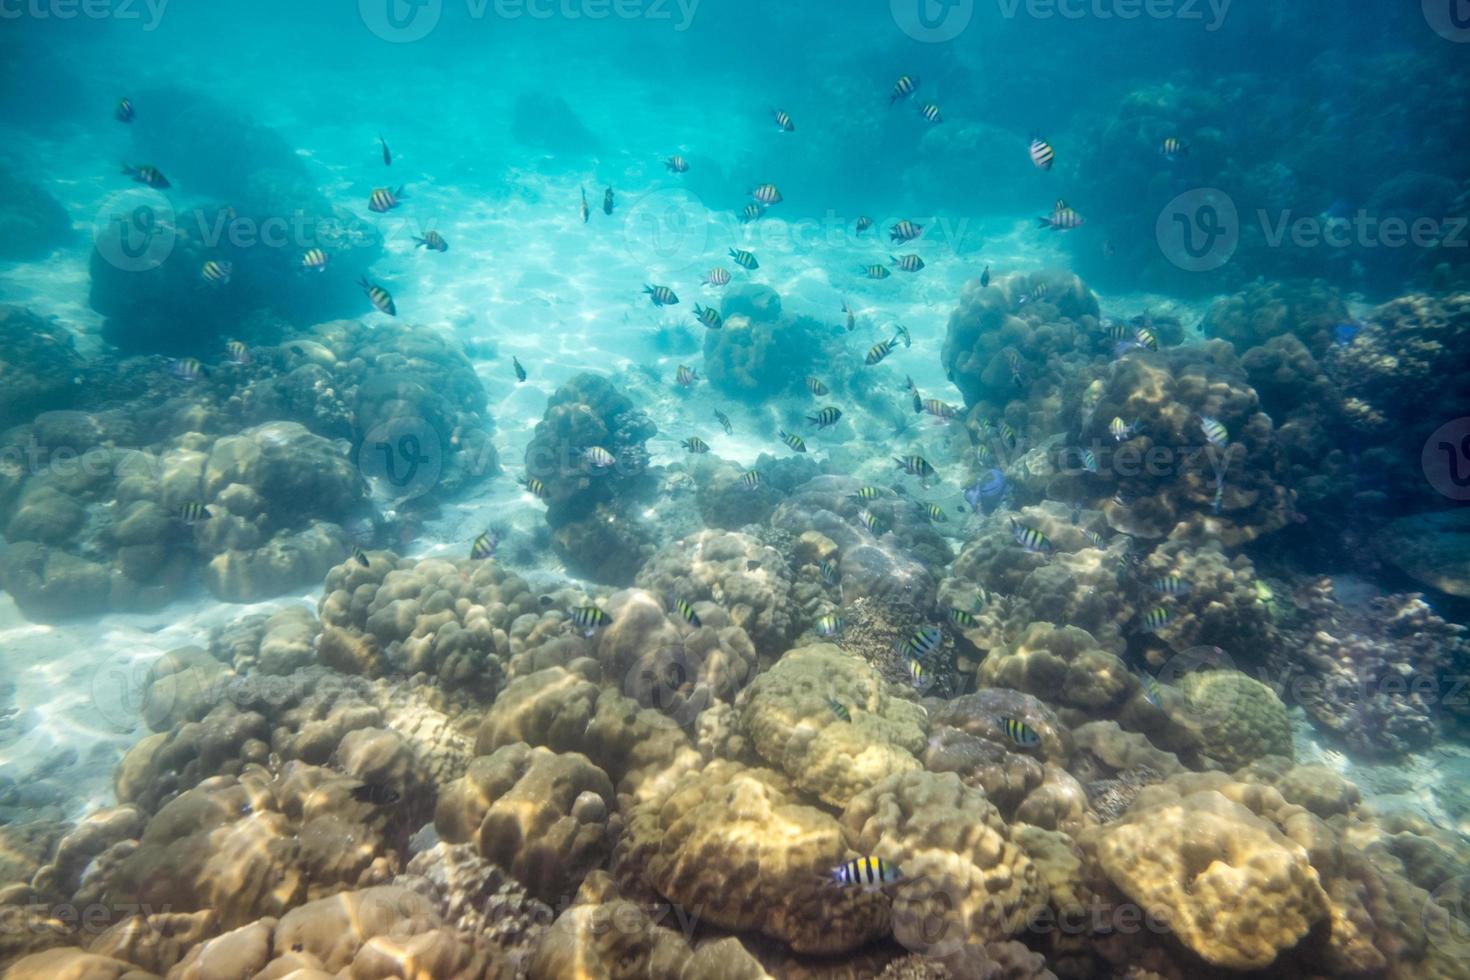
1080, 786, 1329, 970
1176, 669, 1292, 769
615, 759, 891, 954
840, 770, 1049, 955
736, 643, 928, 808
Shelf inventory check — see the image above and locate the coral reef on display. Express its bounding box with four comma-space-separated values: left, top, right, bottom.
1274, 576, 1468, 756
524, 373, 659, 584
702, 284, 831, 396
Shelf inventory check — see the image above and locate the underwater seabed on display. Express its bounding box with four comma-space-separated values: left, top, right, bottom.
5, 23, 1470, 977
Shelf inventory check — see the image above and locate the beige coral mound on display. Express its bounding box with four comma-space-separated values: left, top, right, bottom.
1081, 787, 1329, 970
736, 643, 928, 808
840, 770, 1048, 955
615, 760, 890, 955
528, 870, 772, 980
436, 743, 616, 904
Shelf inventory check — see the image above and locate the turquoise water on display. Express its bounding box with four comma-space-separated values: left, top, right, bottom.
1, 2, 1469, 977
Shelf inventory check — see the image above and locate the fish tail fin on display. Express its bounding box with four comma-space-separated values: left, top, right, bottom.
1036, 217, 1053, 229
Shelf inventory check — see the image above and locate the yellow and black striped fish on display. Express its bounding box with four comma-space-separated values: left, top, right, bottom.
414, 230, 448, 252
676, 365, 698, 388
714, 408, 733, 435
523, 476, 549, 499
890, 220, 923, 243
122, 164, 169, 188
741, 203, 765, 223
808, 406, 843, 428
1140, 606, 1174, 633
705, 267, 731, 286
351, 545, 371, 567
851, 486, 881, 501
831, 856, 902, 889
1003, 717, 1041, 747
681, 436, 710, 454
906, 658, 928, 688
644, 284, 679, 306
866, 339, 896, 365
806, 377, 829, 397
1152, 575, 1191, 596
1159, 136, 1189, 161
729, 248, 759, 270
819, 559, 839, 584
891, 254, 925, 272
1038, 200, 1084, 231
1199, 415, 1228, 448
816, 613, 844, 637
1134, 324, 1159, 351
894, 455, 935, 478
859, 509, 885, 534
603, 187, 615, 215
1009, 518, 1052, 554
201, 260, 232, 284
368, 186, 403, 213
665, 155, 689, 173
750, 183, 783, 205
225, 340, 251, 364
572, 605, 610, 633
920, 398, 956, 420
855, 216, 874, 234
889, 74, 919, 104
1009, 517, 1051, 553
674, 598, 701, 627
863, 264, 891, 280
925, 503, 948, 523
918, 103, 942, 124
170, 358, 206, 381
1028, 136, 1055, 171
358, 277, 397, 316
585, 446, 617, 468
947, 607, 979, 629
897, 626, 942, 659
177, 502, 209, 524
842, 299, 856, 332
771, 109, 795, 132
779, 430, 807, 453
694, 304, 723, 329
302, 248, 329, 271
115, 97, 134, 123
741, 469, 762, 490
471, 529, 500, 560
827, 696, 851, 721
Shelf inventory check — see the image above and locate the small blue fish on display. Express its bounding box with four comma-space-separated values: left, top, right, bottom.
1332, 322, 1362, 347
